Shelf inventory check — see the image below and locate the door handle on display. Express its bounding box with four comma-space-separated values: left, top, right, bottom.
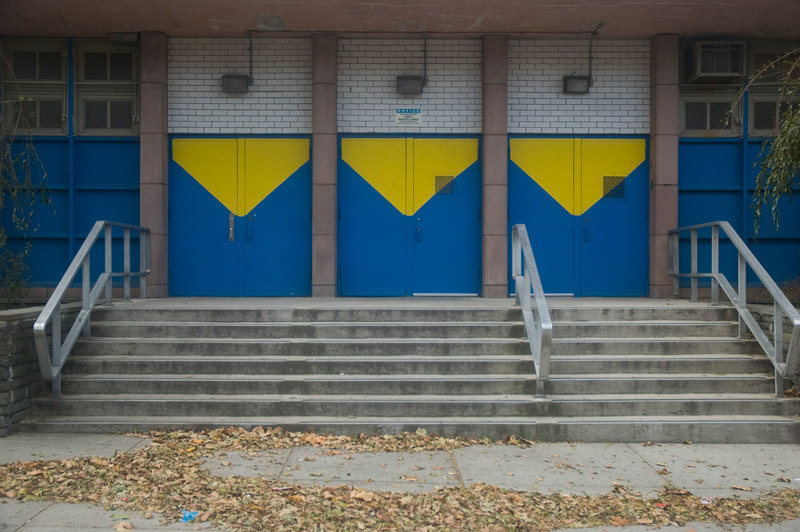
247, 215, 255, 241
229, 212, 235, 241
416, 218, 422, 242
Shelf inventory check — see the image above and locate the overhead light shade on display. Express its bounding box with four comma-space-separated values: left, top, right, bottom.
221, 74, 250, 94
397, 75, 425, 96
563, 75, 591, 94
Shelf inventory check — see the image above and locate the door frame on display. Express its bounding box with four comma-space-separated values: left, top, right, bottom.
507, 134, 650, 297
168, 133, 313, 296
337, 133, 483, 296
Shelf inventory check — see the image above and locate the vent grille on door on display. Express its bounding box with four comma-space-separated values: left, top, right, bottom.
603, 176, 626, 199
435, 175, 455, 195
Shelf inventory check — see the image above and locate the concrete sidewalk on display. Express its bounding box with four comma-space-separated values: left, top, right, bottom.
1, 433, 800, 531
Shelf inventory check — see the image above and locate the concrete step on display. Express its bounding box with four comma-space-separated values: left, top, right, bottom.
552, 321, 738, 338
550, 354, 772, 374
64, 355, 535, 375
18, 414, 800, 443
73, 336, 758, 357
547, 373, 775, 395
549, 306, 738, 322
31, 394, 799, 419
88, 305, 737, 324
58, 373, 538, 395
551, 338, 759, 355
89, 321, 526, 339
89, 307, 521, 323
63, 353, 770, 376
72, 337, 531, 356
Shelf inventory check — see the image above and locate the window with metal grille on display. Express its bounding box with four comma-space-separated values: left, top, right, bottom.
679, 91, 740, 137
750, 96, 799, 136
603, 176, 626, 199
75, 42, 138, 135
434, 175, 455, 195
1, 40, 67, 134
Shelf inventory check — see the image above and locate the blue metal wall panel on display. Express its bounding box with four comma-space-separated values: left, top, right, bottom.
678, 139, 800, 287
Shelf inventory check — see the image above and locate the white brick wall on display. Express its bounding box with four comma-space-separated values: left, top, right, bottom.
168, 37, 312, 134
509, 40, 650, 135
338, 39, 482, 134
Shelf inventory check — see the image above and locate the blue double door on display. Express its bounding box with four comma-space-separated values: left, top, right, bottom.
509, 138, 649, 296
338, 137, 481, 296
169, 137, 312, 296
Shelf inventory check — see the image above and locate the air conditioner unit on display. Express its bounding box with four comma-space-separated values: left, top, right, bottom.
686, 41, 745, 83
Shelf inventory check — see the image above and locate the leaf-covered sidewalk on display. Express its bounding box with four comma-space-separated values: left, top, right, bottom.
1, 427, 799, 531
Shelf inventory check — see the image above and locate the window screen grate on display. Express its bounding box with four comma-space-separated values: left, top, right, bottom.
75, 43, 138, 135
2, 40, 67, 134
684, 101, 707, 130
435, 175, 455, 195
753, 100, 777, 131
709, 101, 731, 130
603, 176, 626, 199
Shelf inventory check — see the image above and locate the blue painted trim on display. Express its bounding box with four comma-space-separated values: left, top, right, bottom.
168, 133, 312, 139
337, 133, 482, 140
508, 133, 649, 140
67, 38, 75, 259
741, 85, 750, 241
678, 137, 743, 144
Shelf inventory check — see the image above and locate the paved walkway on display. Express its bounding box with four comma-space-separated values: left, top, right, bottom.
1, 433, 799, 531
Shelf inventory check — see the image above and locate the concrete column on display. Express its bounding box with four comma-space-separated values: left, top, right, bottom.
649, 34, 680, 298
482, 35, 509, 298
139, 32, 169, 297
312, 34, 338, 297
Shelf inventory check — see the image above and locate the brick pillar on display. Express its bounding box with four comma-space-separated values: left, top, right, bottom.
312, 34, 338, 296
649, 34, 680, 298
482, 35, 509, 298
139, 32, 169, 297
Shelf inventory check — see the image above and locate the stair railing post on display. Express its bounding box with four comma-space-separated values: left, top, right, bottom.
774, 302, 784, 396
738, 252, 747, 337
51, 301, 61, 396
139, 229, 148, 298
123, 227, 131, 300
711, 225, 719, 304
81, 254, 91, 337
690, 229, 698, 302
104, 224, 112, 304
512, 229, 521, 305
670, 231, 680, 296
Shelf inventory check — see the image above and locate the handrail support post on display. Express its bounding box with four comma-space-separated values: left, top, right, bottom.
123, 227, 131, 300
711, 225, 719, 304
690, 229, 698, 302
81, 255, 91, 337
104, 225, 112, 305
738, 252, 747, 337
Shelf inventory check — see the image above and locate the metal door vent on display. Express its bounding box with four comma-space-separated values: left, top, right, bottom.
603, 176, 626, 199
435, 175, 455, 195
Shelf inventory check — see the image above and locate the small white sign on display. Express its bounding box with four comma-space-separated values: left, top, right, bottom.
395, 107, 422, 126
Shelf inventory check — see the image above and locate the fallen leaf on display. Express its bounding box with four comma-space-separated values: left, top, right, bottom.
112, 523, 134, 531
732, 485, 753, 491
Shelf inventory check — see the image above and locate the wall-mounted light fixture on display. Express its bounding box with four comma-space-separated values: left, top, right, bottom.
221, 33, 255, 94
397, 37, 428, 96
562, 74, 591, 94
562, 23, 603, 94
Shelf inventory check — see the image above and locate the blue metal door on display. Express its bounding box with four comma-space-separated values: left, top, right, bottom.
169, 138, 311, 296
508, 138, 648, 296
339, 137, 480, 296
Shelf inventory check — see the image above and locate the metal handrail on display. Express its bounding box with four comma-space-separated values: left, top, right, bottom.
668, 221, 800, 395
33, 221, 151, 395
512, 224, 553, 397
